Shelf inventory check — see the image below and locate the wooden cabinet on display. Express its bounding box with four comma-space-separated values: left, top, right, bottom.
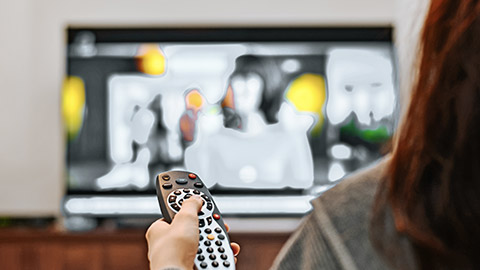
0, 228, 290, 270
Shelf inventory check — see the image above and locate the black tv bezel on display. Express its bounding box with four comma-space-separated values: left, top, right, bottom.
65, 26, 393, 197
67, 27, 392, 44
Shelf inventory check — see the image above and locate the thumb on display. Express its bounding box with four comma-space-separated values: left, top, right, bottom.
172, 195, 203, 227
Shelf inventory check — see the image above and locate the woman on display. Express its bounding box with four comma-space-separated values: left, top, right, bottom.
146, 0, 480, 269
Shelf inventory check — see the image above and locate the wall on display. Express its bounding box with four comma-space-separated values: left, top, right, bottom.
0, 0, 393, 216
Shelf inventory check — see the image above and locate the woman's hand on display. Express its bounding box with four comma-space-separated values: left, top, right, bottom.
146, 196, 240, 270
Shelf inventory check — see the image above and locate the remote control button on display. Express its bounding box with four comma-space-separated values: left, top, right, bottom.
188, 173, 197, 179
206, 217, 213, 225
176, 178, 188, 185
199, 235, 204, 241
215, 240, 222, 246
200, 262, 208, 268
197, 248, 202, 254
209, 254, 216, 260
218, 247, 225, 253
207, 234, 215, 240
199, 219, 205, 227
193, 189, 200, 195
198, 211, 205, 216
194, 182, 204, 188
214, 227, 222, 233
205, 228, 212, 234
223, 261, 230, 267
201, 195, 211, 202
184, 194, 192, 199
204, 240, 211, 246
206, 247, 214, 253
197, 255, 205, 261
218, 234, 225, 240
170, 204, 180, 211
174, 190, 182, 195
213, 214, 220, 220
162, 183, 173, 189
183, 188, 190, 193
178, 199, 183, 206
207, 203, 213, 210
168, 195, 176, 203
212, 261, 219, 268
220, 254, 228, 260
162, 175, 170, 180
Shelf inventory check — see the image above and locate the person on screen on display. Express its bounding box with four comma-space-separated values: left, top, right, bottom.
183, 56, 315, 189
146, 0, 480, 268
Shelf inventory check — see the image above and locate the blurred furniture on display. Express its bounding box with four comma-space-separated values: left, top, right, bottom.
0, 227, 290, 270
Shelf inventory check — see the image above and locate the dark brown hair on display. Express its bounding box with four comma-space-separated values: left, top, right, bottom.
382, 0, 480, 268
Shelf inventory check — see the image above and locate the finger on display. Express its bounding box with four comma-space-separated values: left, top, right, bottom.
235, 257, 237, 264
172, 195, 203, 227
231, 242, 240, 256
224, 222, 230, 232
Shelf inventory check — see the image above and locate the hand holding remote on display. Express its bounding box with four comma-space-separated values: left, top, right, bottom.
149, 171, 239, 269
146, 196, 204, 270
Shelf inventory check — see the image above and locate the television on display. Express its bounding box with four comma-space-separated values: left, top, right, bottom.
62, 27, 398, 218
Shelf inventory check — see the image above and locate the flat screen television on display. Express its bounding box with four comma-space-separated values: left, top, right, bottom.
62, 27, 398, 217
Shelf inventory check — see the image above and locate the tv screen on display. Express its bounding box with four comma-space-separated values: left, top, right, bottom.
63, 28, 397, 216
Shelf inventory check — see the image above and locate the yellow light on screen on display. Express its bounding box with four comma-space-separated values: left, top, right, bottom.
186, 89, 204, 112
286, 73, 326, 134
136, 44, 166, 76
62, 76, 86, 139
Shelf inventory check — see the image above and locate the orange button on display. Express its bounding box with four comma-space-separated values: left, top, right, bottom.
207, 234, 215, 240
213, 214, 220, 220
188, 173, 197, 179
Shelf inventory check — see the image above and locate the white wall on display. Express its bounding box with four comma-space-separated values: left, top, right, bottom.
0, 0, 394, 216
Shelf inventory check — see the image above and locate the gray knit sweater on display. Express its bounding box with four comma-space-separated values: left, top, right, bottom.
270, 158, 413, 270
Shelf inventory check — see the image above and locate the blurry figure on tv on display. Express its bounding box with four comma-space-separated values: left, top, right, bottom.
179, 89, 206, 142
325, 48, 396, 182
184, 55, 316, 189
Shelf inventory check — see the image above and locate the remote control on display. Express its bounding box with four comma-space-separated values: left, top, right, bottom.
155, 170, 235, 269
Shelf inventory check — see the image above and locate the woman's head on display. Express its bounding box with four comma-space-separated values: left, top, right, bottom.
384, 0, 480, 268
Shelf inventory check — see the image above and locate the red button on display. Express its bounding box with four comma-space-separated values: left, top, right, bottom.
188, 173, 197, 179
213, 214, 220, 220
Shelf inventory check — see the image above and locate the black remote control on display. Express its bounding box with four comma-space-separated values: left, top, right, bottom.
155, 170, 235, 269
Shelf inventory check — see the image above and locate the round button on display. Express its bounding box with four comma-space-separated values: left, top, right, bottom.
188, 173, 197, 179
193, 189, 200, 195
212, 261, 219, 268
214, 227, 222, 233
218, 247, 225, 253
218, 234, 225, 240
209, 254, 216, 260
213, 214, 220, 220
183, 188, 190, 193
197, 255, 205, 261
205, 228, 212, 234
215, 240, 222, 246
199, 235, 204, 241
223, 261, 230, 267
206, 247, 214, 253
207, 234, 215, 240
204, 241, 211, 246
162, 175, 170, 180
220, 254, 228, 260
162, 183, 172, 189
197, 248, 202, 254
176, 178, 188, 185
174, 190, 182, 195
194, 182, 204, 188
200, 262, 208, 268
